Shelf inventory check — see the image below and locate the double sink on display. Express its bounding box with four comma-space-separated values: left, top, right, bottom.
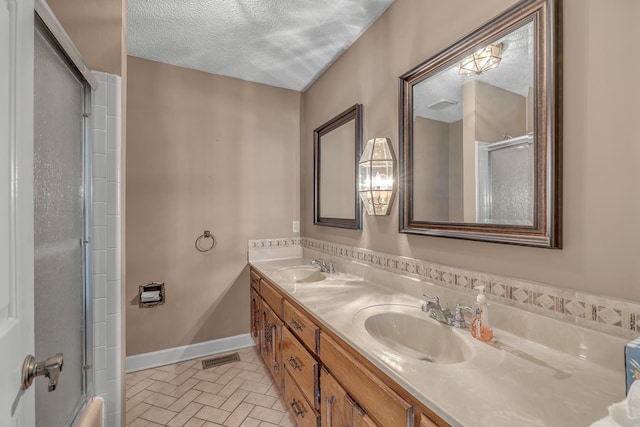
255, 258, 625, 426
274, 265, 473, 365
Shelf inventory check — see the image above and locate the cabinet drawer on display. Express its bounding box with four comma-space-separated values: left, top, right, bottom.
283, 299, 319, 353
260, 278, 283, 317
250, 269, 261, 292
284, 369, 320, 427
282, 327, 318, 408
320, 332, 413, 427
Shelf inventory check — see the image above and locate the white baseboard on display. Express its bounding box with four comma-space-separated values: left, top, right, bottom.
125, 333, 254, 373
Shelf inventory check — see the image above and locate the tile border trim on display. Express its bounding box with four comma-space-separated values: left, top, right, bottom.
249, 238, 302, 250
247, 237, 640, 338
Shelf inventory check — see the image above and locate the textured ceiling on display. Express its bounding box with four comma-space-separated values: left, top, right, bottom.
414, 22, 534, 123
127, 0, 394, 91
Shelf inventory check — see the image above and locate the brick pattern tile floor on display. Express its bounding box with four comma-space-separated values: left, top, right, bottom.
125, 346, 298, 427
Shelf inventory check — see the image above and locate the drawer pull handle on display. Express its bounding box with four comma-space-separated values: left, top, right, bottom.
290, 319, 304, 331
287, 356, 302, 371
290, 399, 305, 418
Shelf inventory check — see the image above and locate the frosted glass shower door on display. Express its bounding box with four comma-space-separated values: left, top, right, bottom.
476, 140, 534, 225
33, 21, 91, 427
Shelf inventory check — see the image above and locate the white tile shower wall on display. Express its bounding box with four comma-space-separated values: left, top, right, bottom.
92, 71, 122, 427
248, 237, 640, 339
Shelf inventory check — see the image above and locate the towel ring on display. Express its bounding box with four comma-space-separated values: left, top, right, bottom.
195, 230, 216, 253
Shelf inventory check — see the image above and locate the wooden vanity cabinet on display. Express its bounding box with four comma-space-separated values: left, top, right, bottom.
250, 268, 447, 427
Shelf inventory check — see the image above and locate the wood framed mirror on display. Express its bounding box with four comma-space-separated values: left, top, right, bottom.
399, 0, 561, 248
314, 104, 363, 229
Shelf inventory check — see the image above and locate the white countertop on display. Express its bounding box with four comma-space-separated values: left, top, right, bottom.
251, 257, 626, 427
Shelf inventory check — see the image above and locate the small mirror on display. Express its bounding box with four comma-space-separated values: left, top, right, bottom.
399, 0, 561, 247
314, 104, 363, 229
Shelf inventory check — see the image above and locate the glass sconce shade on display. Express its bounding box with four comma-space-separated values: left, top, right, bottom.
358, 138, 396, 215
458, 42, 503, 76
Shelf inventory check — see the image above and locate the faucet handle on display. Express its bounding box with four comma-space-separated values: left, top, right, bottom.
421, 293, 440, 313
453, 304, 474, 328
423, 293, 439, 305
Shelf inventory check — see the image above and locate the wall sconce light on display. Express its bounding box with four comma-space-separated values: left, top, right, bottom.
358, 138, 396, 215
458, 42, 503, 76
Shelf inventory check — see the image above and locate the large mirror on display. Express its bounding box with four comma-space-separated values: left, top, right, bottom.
314, 104, 363, 229
399, 0, 561, 247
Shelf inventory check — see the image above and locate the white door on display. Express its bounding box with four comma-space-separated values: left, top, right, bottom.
1, 0, 36, 426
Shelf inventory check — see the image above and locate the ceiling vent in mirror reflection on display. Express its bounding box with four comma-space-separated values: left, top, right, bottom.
358, 138, 396, 216
427, 99, 458, 111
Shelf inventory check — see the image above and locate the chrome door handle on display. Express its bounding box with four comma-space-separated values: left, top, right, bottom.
22, 353, 64, 392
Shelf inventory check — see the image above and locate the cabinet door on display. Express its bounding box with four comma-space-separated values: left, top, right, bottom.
261, 303, 283, 389
420, 413, 438, 427
320, 333, 413, 427
321, 368, 350, 427
321, 368, 379, 427
352, 400, 379, 427
250, 288, 261, 346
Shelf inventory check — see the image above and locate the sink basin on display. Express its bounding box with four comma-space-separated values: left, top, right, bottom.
274, 266, 327, 283
355, 305, 473, 364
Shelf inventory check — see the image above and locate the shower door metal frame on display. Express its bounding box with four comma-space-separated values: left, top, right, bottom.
34, 0, 97, 424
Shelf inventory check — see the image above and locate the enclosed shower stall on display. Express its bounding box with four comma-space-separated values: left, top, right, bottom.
32, 2, 97, 425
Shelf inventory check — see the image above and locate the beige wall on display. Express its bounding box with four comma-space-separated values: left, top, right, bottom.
302, 0, 640, 303
126, 57, 301, 355
47, 0, 124, 76
448, 120, 463, 221
413, 117, 450, 221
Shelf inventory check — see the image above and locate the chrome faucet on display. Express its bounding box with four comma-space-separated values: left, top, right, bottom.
421, 294, 472, 329
421, 293, 452, 323
310, 259, 335, 274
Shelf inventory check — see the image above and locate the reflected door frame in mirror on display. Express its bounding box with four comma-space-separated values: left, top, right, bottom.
314, 104, 363, 229
399, 0, 561, 248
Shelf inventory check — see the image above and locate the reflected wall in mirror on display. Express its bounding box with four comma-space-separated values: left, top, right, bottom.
399, 0, 561, 247
314, 104, 363, 229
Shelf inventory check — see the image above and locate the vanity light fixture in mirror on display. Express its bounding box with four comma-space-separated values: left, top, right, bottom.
399, 0, 561, 248
314, 104, 363, 229
359, 138, 396, 215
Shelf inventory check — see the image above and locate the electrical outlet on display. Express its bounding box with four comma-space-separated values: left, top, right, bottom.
292, 221, 300, 233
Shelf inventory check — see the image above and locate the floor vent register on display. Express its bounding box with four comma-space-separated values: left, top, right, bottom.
201, 352, 240, 369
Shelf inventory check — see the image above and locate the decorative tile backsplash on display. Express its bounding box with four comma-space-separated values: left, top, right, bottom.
248, 237, 640, 338
247, 238, 303, 261
249, 237, 302, 249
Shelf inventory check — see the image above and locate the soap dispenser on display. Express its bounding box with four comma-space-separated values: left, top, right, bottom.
470, 286, 493, 342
